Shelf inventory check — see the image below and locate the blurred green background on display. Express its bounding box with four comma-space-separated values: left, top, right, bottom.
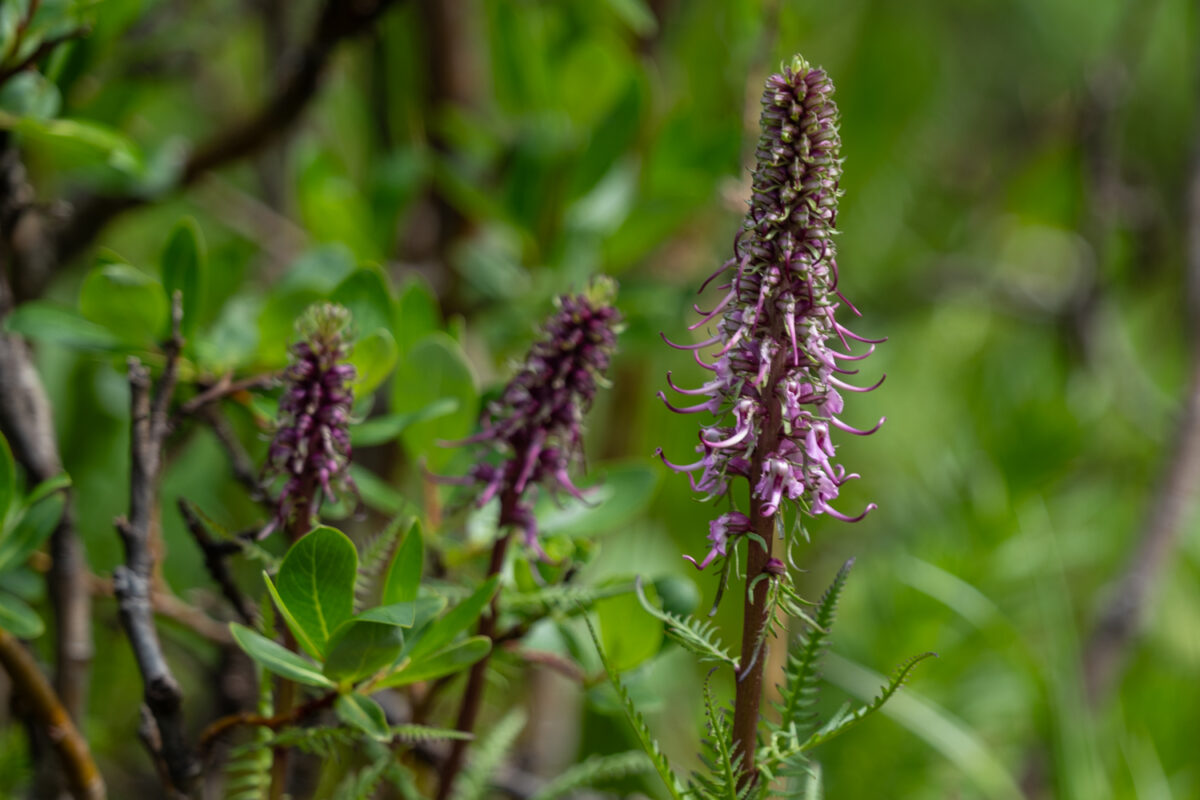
3, 0, 1200, 797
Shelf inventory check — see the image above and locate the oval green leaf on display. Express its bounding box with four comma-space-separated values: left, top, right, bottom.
323, 621, 405, 684
79, 262, 168, 345
275, 526, 358, 657
390, 334, 477, 470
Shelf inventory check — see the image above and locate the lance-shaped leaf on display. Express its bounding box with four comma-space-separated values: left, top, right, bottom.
229, 623, 335, 687
405, 576, 500, 662
377, 636, 492, 688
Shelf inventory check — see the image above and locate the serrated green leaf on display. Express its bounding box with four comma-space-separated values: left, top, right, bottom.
324, 621, 405, 684
378, 636, 491, 688
228, 623, 334, 687
335, 693, 392, 741
0, 591, 43, 637
275, 526, 358, 657
381, 521, 424, 605
406, 575, 500, 662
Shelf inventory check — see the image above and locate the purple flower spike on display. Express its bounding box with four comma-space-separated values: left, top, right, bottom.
450, 278, 621, 551
660, 56, 883, 569
262, 303, 357, 539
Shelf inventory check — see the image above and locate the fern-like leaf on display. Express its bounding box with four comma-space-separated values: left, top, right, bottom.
635, 577, 738, 669
580, 611, 686, 800
775, 560, 853, 735
391, 724, 474, 743
530, 751, 653, 800
505, 582, 632, 616
333, 755, 391, 800
452, 709, 527, 800
688, 670, 745, 800
223, 654, 273, 799
355, 514, 412, 608
799, 651, 937, 751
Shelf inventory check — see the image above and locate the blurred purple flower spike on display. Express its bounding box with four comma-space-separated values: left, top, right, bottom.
261, 303, 357, 539
445, 278, 621, 554
659, 56, 883, 569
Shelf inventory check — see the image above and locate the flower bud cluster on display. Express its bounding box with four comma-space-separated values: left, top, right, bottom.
658, 58, 882, 569
262, 303, 356, 538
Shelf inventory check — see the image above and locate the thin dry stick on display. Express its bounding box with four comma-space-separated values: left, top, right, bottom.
112, 295, 198, 792
0, 629, 106, 800
177, 499, 255, 624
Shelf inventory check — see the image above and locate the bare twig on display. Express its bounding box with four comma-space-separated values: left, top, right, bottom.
178, 371, 279, 417
198, 689, 339, 753
0, 629, 105, 800
87, 571, 234, 646
197, 406, 268, 502
177, 498, 255, 624
112, 295, 198, 791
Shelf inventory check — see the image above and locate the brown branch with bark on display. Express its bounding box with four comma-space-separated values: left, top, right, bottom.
111, 295, 199, 792
0, 630, 105, 800
0, 140, 93, 732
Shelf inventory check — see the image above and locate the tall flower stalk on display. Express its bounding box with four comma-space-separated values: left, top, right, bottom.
259, 303, 356, 800
657, 56, 882, 785
437, 279, 621, 800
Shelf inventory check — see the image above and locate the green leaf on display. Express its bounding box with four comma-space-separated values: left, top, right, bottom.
381, 521, 424, 605
390, 334, 477, 470
0, 591, 44, 638
323, 621, 405, 684
0, 71, 60, 119
529, 752, 653, 800
378, 636, 491, 688
79, 262, 168, 345
335, 692, 392, 742
274, 526, 358, 657
161, 218, 206, 337
348, 465, 409, 516
24, 473, 70, 508
349, 328, 398, 398
228, 623, 335, 687
0, 434, 14, 527
263, 572, 323, 661
0, 493, 64, 574
633, 577, 736, 668
7, 115, 143, 175
354, 602, 420, 628
407, 576, 500, 663
395, 276, 441, 356
597, 582, 663, 672
350, 398, 459, 447
332, 267, 394, 341
3, 302, 124, 351
580, 613, 685, 800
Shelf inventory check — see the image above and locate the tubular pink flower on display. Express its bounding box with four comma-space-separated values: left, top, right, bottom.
657, 57, 882, 570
